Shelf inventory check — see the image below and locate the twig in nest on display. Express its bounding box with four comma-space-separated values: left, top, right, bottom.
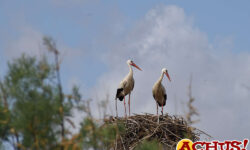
104, 113, 207, 150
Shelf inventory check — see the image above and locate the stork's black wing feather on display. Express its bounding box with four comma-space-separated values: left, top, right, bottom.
163, 94, 167, 106
116, 88, 124, 101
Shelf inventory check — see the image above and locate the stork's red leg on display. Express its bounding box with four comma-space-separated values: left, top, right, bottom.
124, 96, 127, 118
128, 93, 131, 116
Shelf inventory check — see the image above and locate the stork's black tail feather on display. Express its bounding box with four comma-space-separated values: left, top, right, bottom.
116, 88, 124, 101
118, 96, 124, 101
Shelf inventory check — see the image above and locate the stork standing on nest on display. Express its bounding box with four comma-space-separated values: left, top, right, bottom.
152, 68, 171, 120
116, 60, 142, 117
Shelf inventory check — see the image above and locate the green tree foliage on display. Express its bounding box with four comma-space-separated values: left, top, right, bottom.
0, 102, 10, 147
2, 55, 61, 149
0, 54, 82, 150
135, 140, 161, 150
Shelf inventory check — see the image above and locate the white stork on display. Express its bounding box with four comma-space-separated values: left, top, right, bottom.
116, 60, 142, 117
152, 68, 171, 119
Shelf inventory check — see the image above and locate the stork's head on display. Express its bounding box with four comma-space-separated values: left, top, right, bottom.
127, 59, 142, 71
162, 68, 171, 82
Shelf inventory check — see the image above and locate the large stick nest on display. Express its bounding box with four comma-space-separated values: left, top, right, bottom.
105, 113, 204, 150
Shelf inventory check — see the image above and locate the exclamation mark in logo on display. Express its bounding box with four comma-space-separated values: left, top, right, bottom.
242, 139, 249, 150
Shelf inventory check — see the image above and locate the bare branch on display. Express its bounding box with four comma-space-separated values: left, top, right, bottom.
185, 75, 200, 125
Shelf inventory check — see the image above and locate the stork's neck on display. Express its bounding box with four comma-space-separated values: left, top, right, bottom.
127, 64, 133, 77
157, 72, 164, 83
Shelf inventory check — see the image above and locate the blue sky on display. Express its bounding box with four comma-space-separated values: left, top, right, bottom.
1, 0, 250, 141
1, 0, 249, 56
1, 0, 250, 87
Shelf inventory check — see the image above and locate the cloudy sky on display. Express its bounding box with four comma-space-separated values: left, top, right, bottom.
1, 0, 250, 141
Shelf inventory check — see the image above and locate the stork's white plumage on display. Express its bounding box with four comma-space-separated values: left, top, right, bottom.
116, 60, 142, 117
152, 68, 171, 120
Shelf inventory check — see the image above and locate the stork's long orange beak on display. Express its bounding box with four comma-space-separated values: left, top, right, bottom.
165, 72, 171, 82
131, 63, 142, 71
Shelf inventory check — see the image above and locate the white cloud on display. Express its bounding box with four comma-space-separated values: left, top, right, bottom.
91, 5, 250, 140
3, 25, 87, 94
4, 25, 85, 63
4, 27, 44, 58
